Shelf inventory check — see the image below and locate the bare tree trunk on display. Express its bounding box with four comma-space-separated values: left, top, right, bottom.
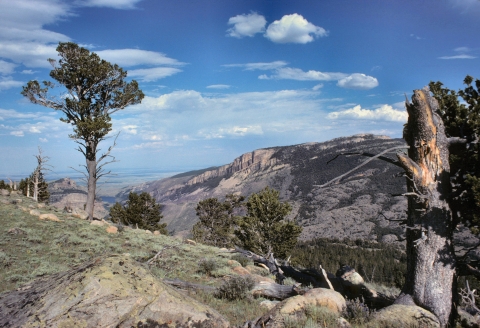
26, 178, 30, 198
396, 88, 456, 326
33, 169, 39, 202
85, 158, 97, 221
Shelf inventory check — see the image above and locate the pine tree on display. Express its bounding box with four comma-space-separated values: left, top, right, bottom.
235, 187, 302, 258
110, 192, 167, 233
192, 194, 244, 247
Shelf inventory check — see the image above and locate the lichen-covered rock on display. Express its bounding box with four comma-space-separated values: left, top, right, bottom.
373, 304, 440, 327
0, 255, 229, 328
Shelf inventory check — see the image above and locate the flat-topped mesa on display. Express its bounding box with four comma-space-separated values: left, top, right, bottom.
186, 148, 277, 186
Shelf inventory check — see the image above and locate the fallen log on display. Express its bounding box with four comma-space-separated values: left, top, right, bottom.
163, 278, 302, 300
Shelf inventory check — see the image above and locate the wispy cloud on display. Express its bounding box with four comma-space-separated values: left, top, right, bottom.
223, 61, 288, 71
206, 84, 231, 89
0, 60, 16, 75
127, 67, 182, 82
0, 78, 23, 91
265, 14, 328, 44
256, 67, 378, 90
78, 0, 143, 9
95, 49, 185, 67
439, 46, 477, 59
227, 12, 266, 38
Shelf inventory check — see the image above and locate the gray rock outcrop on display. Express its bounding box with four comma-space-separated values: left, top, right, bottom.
0, 254, 229, 328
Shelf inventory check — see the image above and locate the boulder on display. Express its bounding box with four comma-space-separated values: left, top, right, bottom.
71, 208, 89, 220
254, 288, 346, 327
39, 213, 61, 222
0, 189, 9, 196
457, 308, 480, 328
381, 234, 398, 244
0, 255, 229, 328
29, 209, 41, 216
37, 203, 46, 209
90, 220, 105, 226
145, 230, 152, 234
106, 226, 118, 234
153, 230, 161, 235
373, 304, 440, 327
232, 266, 250, 276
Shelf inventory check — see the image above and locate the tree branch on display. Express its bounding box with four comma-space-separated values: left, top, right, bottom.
317, 145, 409, 188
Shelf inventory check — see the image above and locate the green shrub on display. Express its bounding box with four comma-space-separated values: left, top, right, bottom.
110, 192, 167, 233
343, 297, 375, 325
198, 258, 218, 276
231, 254, 251, 267
215, 275, 255, 301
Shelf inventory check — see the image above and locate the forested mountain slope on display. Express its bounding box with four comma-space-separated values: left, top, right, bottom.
118, 134, 413, 244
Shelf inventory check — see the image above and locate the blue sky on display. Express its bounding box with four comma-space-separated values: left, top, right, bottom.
1, 0, 479, 177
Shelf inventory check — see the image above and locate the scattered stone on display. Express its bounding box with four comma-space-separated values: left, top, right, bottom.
71, 208, 89, 220
7, 227, 27, 235
29, 204, 36, 209
185, 239, 196, 245
373, 304, 440, 327
10, 190, 18, 195
153, 230, 161, 235
90, 220, 105, 226
37, 203, 46, 209
0, 189, 9, 196
0, 199, 9, 205
381, 234, 398, 244
260, 300, 279, 311
0, 255, 229, 327
106, 226, 118, 234
232, 266, 251, 276
255, 288, 346, 327
39, 214, 61, 222
29, 209, 41, 216
457, 308, 480, 328
145, 230, 152, 234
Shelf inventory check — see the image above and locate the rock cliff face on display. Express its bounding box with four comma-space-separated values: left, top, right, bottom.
118, 135, 412, 243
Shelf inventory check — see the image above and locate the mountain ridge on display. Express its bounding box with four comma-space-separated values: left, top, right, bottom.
117, 134, 411, 244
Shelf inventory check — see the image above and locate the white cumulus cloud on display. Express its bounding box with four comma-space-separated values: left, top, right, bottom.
0, 60, 16, 75
327, 104, 407, 122
11, 130, 24, 137
337, 74, 379, 90
227, 12, 266, 38
265, 14, 327, 44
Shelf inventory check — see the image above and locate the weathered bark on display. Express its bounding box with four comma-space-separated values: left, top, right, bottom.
163, 278, 301, 300
396, 88, 456, 326
85, 141, 97, 221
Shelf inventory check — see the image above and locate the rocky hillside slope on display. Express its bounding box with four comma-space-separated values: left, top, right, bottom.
118, 134, 413, 244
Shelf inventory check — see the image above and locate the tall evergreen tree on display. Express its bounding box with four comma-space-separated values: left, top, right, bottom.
21, 42, 144, 220
235, 187, 302, 258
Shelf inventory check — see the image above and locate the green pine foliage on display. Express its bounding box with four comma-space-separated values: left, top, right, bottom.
18, 173, 50, 203
235, 187, 302, 258
109, 192, 167, 233
192, 194, 244, 248
0, 180, 11, 191
291, 238, 406, 288
429, 76, 480, 232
